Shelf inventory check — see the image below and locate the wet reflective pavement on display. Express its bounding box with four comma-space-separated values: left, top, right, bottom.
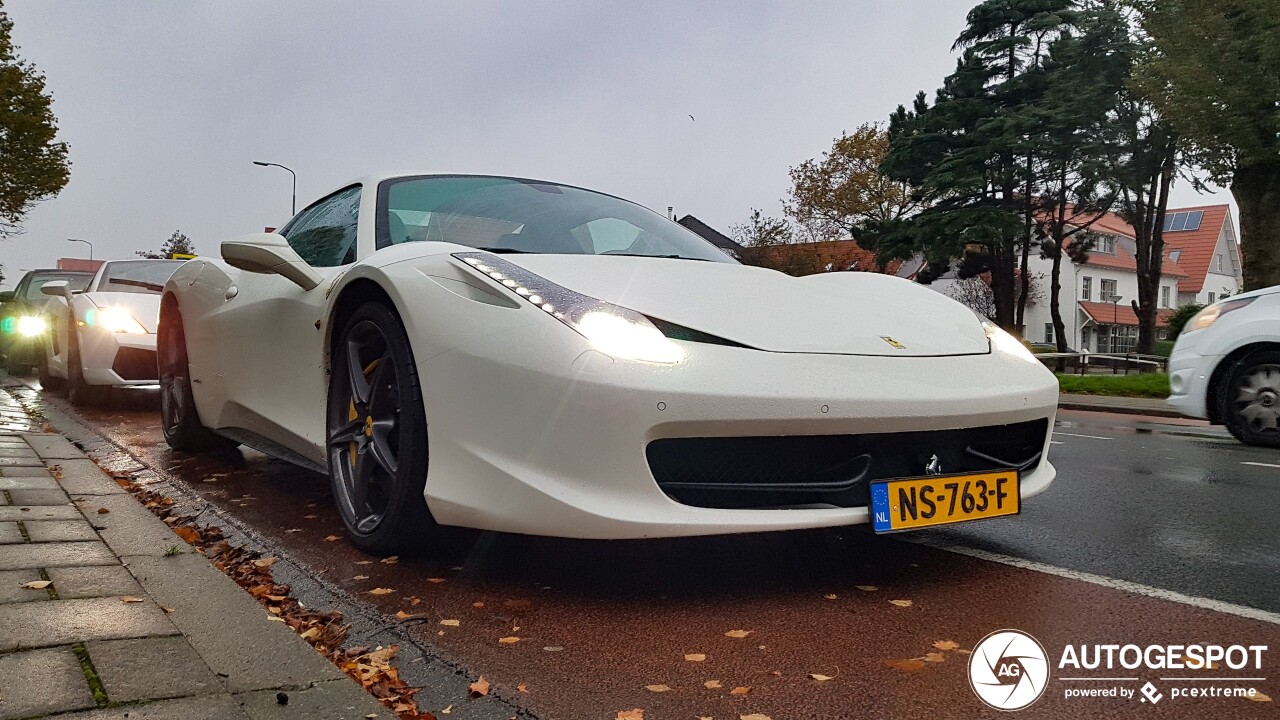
10, 382, 1280, 719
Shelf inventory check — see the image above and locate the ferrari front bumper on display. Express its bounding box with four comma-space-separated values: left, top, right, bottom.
419, 323, 1058, 539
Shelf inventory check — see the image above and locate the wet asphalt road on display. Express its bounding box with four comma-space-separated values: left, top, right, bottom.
11, 382, 1280, 719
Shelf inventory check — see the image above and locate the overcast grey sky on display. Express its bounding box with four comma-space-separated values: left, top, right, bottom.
0, 0, 1232, 287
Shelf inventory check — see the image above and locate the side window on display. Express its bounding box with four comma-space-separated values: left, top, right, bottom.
281, 186, 361, 267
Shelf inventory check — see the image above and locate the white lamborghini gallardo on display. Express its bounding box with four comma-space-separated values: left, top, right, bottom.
42, 259, 185, 406
158, 174, 1059, 552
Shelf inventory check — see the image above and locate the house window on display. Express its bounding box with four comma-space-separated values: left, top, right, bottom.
1044, 323, 1054, 344
1098, 325, 1137, 354
1095, 236, 1116, 254
1160, 286, 1170, 308
1081, 276, 1092, 301
1100, 279, 1117, 301
1215, 254, 1223, 272
1208, 292, 1216, 303
1082, 326, 1091, 351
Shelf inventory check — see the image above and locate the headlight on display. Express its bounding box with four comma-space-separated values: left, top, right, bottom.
983, 321, 1038, 363
1185, 297, 1255, 333
85, 307, 147, 334
455, 252, 684, 364
16, 315, 47, 337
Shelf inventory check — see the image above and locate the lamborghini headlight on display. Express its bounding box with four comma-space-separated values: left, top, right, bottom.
86, 307, 147, 334
16, 315, 47, 337
983, 321, 1037, 363
455, 252, 684, 364
1185, 297, 1255, 333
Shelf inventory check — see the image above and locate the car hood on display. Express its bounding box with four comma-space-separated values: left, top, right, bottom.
504, 255, 990, 356
84, 292, 161, 333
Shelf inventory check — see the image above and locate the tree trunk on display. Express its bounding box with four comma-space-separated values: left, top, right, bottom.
1232, 162, 1280, 291
991, 240, 1017, 330
1049, 242, 1067, 373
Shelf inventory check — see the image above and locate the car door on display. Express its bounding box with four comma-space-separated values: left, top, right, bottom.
211, 185, 362, 463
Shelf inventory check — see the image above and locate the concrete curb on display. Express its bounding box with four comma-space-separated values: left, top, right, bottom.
1058, 400, 1185, 419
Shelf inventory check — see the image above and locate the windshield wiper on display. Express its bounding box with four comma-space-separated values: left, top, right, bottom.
473, 247, 534, 254
603, 253, 709, 261
107, 278, 165, 292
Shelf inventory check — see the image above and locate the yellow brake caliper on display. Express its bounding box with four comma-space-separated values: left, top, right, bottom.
348, 358, 382, 468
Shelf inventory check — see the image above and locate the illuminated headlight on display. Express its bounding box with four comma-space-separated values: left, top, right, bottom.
983, 321, 1037, 363
86, 307, 147, 334
455, 252, 684, 363
1185, 297, 1255, 333
16, 315, 47, 337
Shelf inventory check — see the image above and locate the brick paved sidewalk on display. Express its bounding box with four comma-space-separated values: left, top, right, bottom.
0, 391, 387, 720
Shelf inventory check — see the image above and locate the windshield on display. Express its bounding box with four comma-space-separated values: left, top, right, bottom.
379, 176, 737, 263
98, 261, 184, 294
23, 273, 92, 301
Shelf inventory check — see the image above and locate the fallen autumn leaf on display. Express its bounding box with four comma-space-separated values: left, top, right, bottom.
685, 653, 707, 662
724, 630, 752, 638
923, 652, 946, 663
704, 680, 722, 689
888, 599, 913, 607
645, 684, 672, 693
517, 682, 528, 693
730, 686, 751, 695
740, 714, 772, 720
933, 640, 960, 651
323, 535, 340, 542
855, 585, 878, 592
616, 710, 644, 720
20, 580, 51, 589
498, 636, 520, 644
809, 673, 835, 681
120, 596, 144, 603
884, 658, 926, 672
823, 593, 838, 600
468, 677, 490, 696
440, 619, 460, 627
1248, 690, 1271, 702
368, 587, 394, 595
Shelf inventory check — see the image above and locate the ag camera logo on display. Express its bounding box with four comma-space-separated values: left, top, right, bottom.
969, 629, 1050, 711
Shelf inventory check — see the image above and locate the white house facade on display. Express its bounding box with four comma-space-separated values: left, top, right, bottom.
927, 204, 1242, 354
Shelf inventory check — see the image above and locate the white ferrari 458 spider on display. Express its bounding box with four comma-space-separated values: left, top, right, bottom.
159, 173, 1058, 552
41, 259, 186, 405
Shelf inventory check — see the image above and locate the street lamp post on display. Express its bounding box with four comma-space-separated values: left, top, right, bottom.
67, 238, 93, 260
253, 161, 297, 217
1106, 293, 1123, 372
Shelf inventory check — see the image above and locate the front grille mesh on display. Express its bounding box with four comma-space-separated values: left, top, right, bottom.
111, 347, 158, 381
646, 419, 1048, 510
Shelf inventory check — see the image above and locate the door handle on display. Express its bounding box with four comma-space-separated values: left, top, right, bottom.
225, 285, 239, 300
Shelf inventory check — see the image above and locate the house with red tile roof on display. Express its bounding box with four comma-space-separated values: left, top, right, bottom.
1159, 204, 1243, 306
925, 206, 1203, 353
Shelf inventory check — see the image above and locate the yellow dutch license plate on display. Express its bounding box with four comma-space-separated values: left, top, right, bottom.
870, 470, 1019, 533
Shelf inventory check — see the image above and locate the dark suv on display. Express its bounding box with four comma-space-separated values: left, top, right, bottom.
0, 269, 95, 375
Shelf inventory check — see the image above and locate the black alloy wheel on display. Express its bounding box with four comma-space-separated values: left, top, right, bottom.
66, 328, 104, 407
327, 301, 434, 553
158, 303, 227, 450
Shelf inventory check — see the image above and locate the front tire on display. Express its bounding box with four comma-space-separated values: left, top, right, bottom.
38, 350, 65, 394
1222, 351, 1280, 448
327, 301, 435, 554
66, 331, 105, 407
158, 301, 227, 451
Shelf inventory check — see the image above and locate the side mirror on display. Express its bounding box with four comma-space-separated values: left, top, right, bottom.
221, 233, 322, 291
40, 281, 71, 298
0, 291, 13, 303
